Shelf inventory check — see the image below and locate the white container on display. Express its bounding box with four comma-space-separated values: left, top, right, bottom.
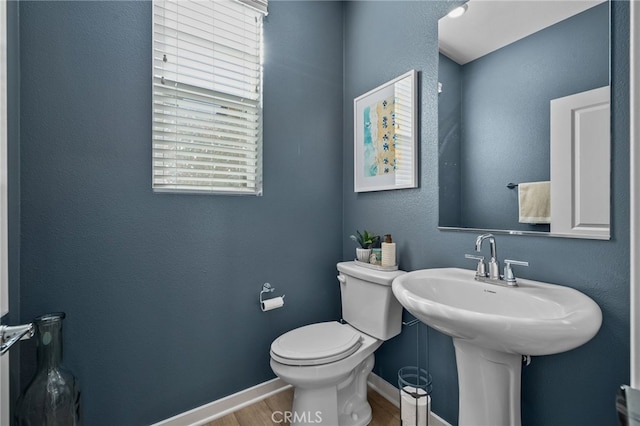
355, 247, 371, 262
381, 234, 397, 267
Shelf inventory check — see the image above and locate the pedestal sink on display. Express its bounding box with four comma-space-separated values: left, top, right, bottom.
391, 268, 602, 426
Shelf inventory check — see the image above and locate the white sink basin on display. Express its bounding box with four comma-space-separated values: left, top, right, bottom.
392, 267, 602, 426
392, 267, 602, 355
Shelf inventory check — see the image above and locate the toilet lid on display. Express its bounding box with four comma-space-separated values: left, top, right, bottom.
270, 322, 362, 366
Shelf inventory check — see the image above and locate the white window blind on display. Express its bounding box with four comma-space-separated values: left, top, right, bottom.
152, 0, 266, 194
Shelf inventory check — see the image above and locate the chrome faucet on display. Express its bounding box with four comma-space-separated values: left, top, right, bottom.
465, 234, 529, 287
475, 233, 500, 280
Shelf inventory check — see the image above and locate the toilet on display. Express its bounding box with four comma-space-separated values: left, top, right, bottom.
269, 261, 405, 426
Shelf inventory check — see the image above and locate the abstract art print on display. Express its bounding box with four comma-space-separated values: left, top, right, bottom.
354, 70, 418, 192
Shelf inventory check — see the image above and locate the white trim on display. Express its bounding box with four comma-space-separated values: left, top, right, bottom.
152, 378, 292, 426
154, 374, 452, 426
0, 356, 7, 426
367, 372, 401, 407
630, 0, 640, 389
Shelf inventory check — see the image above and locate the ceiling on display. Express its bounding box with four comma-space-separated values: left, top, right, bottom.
438, 0, 606, 65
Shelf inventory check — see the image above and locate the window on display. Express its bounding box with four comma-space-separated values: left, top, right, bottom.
152, 0, 267, 195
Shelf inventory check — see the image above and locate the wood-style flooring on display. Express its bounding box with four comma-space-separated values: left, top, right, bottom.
204, 388, 400, 426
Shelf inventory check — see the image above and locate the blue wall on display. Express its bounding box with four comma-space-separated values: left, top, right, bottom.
437, 54, 462, 228
12, 1, 631, 425
17, 1, 343, 424
343, 1, 629, 425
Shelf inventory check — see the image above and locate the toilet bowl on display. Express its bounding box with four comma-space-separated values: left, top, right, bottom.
269, 262, 405, 426
270, 322, 380, 426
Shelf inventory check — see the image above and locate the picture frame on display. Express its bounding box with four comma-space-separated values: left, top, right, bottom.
353, 69, 418, 193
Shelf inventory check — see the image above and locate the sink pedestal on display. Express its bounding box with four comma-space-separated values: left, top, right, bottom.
453, 339, 522, 426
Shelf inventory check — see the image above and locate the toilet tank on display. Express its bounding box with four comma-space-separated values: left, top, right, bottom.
337, 261, 406, 340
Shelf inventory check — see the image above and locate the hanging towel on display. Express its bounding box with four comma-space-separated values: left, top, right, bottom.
518, 181, 551, 224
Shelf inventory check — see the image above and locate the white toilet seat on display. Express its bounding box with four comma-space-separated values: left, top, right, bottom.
270, 321, 363, 366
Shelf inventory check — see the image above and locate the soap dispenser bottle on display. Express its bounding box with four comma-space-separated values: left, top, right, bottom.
381, 234, 396, 267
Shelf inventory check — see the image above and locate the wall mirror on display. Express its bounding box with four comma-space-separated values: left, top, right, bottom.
437, 0, 611, 239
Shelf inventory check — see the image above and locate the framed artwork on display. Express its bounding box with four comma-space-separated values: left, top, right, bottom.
353, 70, 418, 192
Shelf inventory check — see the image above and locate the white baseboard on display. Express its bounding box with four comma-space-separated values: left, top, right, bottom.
153, 373, 452, 426
152, 378, 292, 426
367, 372, 402, 406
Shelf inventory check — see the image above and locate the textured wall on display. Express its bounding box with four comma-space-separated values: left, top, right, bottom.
14, 1, 632, 425
343, 1, 629, 425
18, 2, 343, 424
437, 54, 462, 227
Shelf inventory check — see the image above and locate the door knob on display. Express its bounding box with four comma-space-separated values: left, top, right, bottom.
0, 323, 34, 355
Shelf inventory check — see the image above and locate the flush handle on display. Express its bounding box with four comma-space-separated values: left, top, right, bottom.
337, 274, 346, 284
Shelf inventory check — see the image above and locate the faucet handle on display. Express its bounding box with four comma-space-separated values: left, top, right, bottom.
465, 254, 484, 260
503, 259, 529, 285
465, 254, 487, 278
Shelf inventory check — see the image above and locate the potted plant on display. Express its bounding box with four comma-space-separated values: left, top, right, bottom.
350, 230, 380, 262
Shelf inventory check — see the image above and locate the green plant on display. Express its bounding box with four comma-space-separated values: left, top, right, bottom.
350, 230, 380, 249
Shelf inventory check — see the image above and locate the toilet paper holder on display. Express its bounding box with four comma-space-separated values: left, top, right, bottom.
260, 283, 285, 306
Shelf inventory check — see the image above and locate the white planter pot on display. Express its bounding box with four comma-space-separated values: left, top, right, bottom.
355, 248, 372, 262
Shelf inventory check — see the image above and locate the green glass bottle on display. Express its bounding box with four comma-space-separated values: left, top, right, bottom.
15, 312, 81, 425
